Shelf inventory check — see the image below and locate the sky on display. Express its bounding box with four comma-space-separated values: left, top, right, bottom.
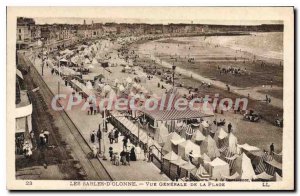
34, 17, 283, 25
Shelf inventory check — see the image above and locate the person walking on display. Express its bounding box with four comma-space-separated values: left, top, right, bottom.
109, 147, 114, 161
125, 150, 130, 166
130, 146, 137, 161
90, 130, 96, 143
92, 144, 98, 158
120, 150, 126, 165
114, 128, 119, 143
108, 131, 114, 144
189, 150, 193, 162
143, 144, 148, 161
270, 143, 275, 155
123, 136, 128, 150
228, 123, 232, 133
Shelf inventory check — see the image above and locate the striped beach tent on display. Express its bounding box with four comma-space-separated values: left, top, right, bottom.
224, 154, 239, 169
184, 124, 195, 139
265, 159, 282, 176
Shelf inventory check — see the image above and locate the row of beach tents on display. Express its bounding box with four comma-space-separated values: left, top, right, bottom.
159, 123, 282, 181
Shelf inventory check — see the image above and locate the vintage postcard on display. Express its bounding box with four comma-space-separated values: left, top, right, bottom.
6, 7, 294, 190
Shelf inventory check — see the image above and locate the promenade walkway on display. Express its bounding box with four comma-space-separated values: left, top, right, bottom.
30, 55, 169, 181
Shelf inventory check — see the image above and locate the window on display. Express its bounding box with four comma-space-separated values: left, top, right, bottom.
19, 29, 21, 33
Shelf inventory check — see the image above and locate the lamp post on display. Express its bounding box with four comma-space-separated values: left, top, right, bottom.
98, 123, 102, 157
58, 58, 61, 98
41, 38, 45, 76
102, 108, 107, 160
160, 144, 165, 174
172, 65, 176, 89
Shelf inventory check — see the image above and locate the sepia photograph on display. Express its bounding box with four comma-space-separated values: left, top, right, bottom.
6, 6, 294, 190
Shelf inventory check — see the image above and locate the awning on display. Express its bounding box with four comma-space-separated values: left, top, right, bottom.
142, 108, 213, 121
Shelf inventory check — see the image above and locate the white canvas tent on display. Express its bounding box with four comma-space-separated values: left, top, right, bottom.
214, 127, 229, 148
232, 153, 257, 180
228, 132, 238, 154
216, 127, 228, 140
200, 135, 220, 159
238, 143, 260, 154
201, 121, 210, 134
191, 130, 206, 143
163, 151, 179, 161
158, 123, 169, 143
178, 140, 201, 160
171, 156, 187, 167
207, 157, 230, 180
162, 132, 184, 153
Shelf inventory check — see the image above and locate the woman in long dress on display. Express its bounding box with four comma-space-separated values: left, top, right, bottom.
130, 146, 137, 161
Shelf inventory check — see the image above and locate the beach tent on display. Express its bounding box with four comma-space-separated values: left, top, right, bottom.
163, 151, 179, 162
200, 135, 220, 159
158, 123, 169, 143
86, 81, 93, 90
171, 156, 187, 167
163, 151, 179, 177
170, 138, 186, 154
232, 153, 257, 180
103, 84, 112, 93
228, 132, 238, 154
201, 121, 210, 135
191, 130, 206, 144
199, 153, 211, 165
180, 161, 196, 180
178, 140, 201, 160
207, 157, 230, 180
125, 77, 133, 84
84, 58, 91, 64
59, 58, 68, 63
214, 127, 229, 148
221, 172, 240, 181
272, 172, 282, 181
238, 143, 260, 154
217, 127, 228, 140
265, 159, 282, 176
162, 132, 184, 153
92, 58, 99, 65
170, 156, 188, 179
118, 84, 125, 92
256, 172, 273, 181
224, 154, 239, 169
71, 55, 80, 65
180, 161, 196, 171
192, 164, 210, 180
